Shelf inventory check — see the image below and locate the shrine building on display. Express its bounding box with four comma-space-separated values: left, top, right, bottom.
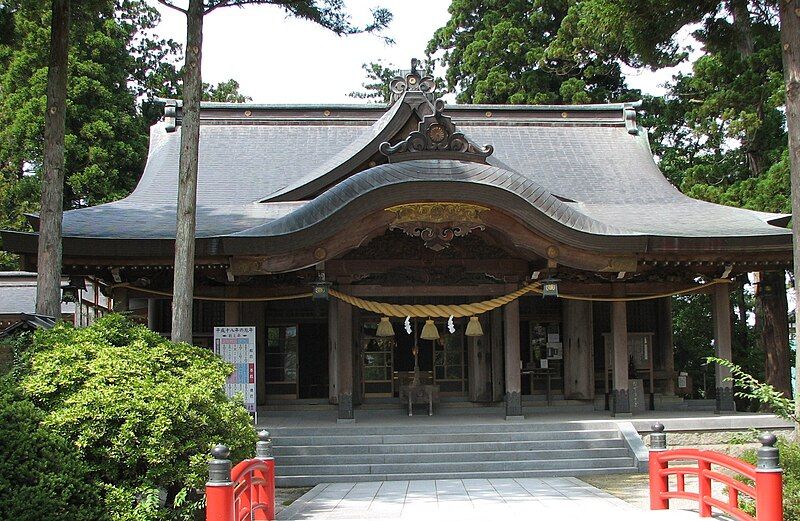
2, 68, 792, 421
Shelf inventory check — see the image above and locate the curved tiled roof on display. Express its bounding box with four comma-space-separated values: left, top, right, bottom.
0, 95, 790, 258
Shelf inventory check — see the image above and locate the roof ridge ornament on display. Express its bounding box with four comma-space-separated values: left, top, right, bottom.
389, 58, 435, 104
379, 99, 494, 163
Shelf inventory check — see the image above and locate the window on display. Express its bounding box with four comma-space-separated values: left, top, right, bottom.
266, 326, 298, 384
434, 333, 464, 381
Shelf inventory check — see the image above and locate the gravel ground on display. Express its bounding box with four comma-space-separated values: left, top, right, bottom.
275, 487, 312, 517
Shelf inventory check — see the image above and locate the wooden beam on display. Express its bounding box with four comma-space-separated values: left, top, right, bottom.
712, 281, 735, 412
657, 297, 676, 395
328, 298, 338, 405
336, 299, 354, 422
563, 300, 594, 400
490, 308, 504, 402
503, 299, 522, 418
611, 284, 630, 415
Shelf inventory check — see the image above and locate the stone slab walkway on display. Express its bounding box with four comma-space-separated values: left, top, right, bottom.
277, 477, 706, 520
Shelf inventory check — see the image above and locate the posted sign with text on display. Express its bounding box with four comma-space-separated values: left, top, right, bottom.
213, 326, 256, 413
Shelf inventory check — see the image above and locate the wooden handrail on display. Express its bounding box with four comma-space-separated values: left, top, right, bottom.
648, 424, 782, 521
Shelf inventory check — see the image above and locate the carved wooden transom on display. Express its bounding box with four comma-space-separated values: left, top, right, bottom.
385, 202, 489, 251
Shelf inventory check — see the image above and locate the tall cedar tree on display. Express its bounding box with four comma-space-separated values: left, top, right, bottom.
156, 0, 391, 343
780, 0, 800, 431
425, 0, 638, 104
548, 0, 793, 399
37, 0, 70, 317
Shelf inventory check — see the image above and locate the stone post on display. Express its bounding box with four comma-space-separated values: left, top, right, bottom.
206, 444, 233, 521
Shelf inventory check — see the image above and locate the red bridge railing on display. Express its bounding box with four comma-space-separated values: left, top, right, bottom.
648, 423, 783, 521
206, 430, 276, 521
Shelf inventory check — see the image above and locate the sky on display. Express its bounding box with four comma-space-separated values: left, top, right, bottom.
150, 0, 698, 104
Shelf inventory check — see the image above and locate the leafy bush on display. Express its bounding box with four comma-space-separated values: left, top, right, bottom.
0, 378, 103, 521
15, 314, 257, 520
740, 437, 800, 518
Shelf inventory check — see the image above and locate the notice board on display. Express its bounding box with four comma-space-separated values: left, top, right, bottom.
213, 326, 256, 413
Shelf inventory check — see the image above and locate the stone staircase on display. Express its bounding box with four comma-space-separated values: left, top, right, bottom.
270, 419, 640, 486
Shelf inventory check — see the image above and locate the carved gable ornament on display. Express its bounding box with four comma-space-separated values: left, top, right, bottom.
379, 99, 494, 163
385, 202, 489, 251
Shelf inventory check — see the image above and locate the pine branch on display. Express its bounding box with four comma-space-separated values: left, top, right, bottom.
157, 0, 187, 14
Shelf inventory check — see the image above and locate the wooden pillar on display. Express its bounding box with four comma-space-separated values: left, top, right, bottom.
112, 287, 129, 313
657, 297, 676, 395
563, 300, 594, 400
468, 314, 492, 402
328, 299, 339, 404
713, 281, 735, 412
241, 302, 266, 406
147, 299, 158, 331
611, 284, 630, 415
224, 301, 240, 326
504, 299, 522, 418
336, 299, 354, 422
490, 308, 504, 402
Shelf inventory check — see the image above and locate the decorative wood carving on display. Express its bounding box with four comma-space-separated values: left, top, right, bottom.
379, 99, 493, 163
385, 203, 489, 251
389, 58, 436, 104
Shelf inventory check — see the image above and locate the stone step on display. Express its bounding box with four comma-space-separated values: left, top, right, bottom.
271, 429, 620, 446
275, 447, 631, 466
275, 456, 635, 477
275, 466, 637, 487
275, 437, 624, 455
270, 420, 617, 437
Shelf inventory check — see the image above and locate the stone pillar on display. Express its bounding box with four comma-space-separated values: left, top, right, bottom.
611, 284, 630, 415
503, 299, 522, 418
147, 299, 158, 331
712, 282, 735, 412
657, 297, 676, 395
328, 298, 339, 404
468, 314, 492, 403
336, 299, 354, 422
112, 287, 129, 313
563, 300, 594, 399
490, 308, 504, 402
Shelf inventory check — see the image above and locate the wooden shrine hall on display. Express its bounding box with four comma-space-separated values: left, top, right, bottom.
2, 67, 793, 421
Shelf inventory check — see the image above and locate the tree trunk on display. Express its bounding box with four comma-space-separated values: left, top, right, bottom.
36, 0, 70, 318
755, 272, 792, 398
779, 0, 800, 434
171, 0, 203, 343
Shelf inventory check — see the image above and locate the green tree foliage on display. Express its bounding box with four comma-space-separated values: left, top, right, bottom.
15, 314, 257, 520
0, 378, 102, 521
202, 79, 252, 103
0, 1, 179, 269
0, 1, 252, 270
349, 59, 443, 103
426, 0, 637, 104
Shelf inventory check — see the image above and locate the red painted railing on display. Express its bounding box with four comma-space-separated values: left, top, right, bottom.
648, 424, 783, 521
206, 431, 276, 521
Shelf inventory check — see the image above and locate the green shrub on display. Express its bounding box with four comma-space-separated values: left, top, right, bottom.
15, 314, 258, 520
740, 437, 800, 518
0, 378, 103, 521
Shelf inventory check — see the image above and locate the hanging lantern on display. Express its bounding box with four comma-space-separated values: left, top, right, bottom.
376, 316, 395, 337
541, 277, 559, 297
465, 316, 484, 337
420, 319, 440, 340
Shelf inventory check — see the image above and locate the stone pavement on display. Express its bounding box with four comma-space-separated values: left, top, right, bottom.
277, 477, 706, 520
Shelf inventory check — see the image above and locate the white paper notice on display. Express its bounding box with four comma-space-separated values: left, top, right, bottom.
214, 326, 257, 413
